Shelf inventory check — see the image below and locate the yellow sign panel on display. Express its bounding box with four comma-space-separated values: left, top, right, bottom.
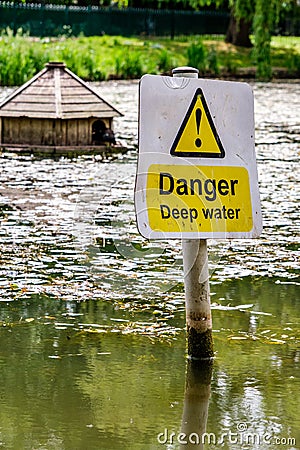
170, 88, 225, 158
146, 164, 253, 233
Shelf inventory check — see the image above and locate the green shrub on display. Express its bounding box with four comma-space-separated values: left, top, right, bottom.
0, 33, 299, 86
223, 56, 238, 75
115, 52, 143, 79
286, 50, 300, 74
207, 48, 220, 75
157, 49, 172, 73
187, 40, 207, 72
113, 37, 121, 46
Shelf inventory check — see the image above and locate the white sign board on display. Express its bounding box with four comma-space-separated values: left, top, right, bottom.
135, 74, 262, 239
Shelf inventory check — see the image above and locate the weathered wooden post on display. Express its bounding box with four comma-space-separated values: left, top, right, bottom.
172, 67, 213, 360
182, 239, 213, 359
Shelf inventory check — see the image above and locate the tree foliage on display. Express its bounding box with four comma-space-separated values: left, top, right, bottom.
253, 0, 276, 78
183, 0, 297, 79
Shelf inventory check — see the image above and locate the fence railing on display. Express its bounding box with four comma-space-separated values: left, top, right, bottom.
0, 2, 230, 37
0, 2, 299, 38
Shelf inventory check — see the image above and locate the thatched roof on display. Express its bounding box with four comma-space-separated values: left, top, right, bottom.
0, 62, 122, 120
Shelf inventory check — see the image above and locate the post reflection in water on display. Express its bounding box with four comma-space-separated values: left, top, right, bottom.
180, 360, 213, 449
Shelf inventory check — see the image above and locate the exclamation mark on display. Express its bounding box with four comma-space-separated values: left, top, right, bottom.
195, 108, 202, 148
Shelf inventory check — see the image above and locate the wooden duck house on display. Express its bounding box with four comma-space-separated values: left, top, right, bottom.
0, 62, 123, 154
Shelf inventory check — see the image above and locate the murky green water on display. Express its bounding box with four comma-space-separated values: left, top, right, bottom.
0, 80, 299, 449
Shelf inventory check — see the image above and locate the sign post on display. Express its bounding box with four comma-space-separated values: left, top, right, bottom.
173, 66, 213, 360
135, 67, 262, 359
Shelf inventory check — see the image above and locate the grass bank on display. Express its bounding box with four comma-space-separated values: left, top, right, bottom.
0, 30, 299, 86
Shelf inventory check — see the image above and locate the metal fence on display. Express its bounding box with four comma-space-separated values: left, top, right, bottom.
0, 2, 230, 37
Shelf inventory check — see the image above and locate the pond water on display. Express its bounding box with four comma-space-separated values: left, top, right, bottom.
0, 80, 299, 450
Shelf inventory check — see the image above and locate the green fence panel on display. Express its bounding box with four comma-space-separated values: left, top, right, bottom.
0, 3, 298, 37
0, 2, 231, 37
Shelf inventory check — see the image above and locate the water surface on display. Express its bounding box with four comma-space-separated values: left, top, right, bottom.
0, 80, 299, 449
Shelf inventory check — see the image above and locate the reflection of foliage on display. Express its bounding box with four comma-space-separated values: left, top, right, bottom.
77, 334, 185, 442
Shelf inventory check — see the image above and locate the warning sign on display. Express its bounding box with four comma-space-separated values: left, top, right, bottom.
146, 164, 252, 233
170, 88, 225, 158
135, 74, 262, 239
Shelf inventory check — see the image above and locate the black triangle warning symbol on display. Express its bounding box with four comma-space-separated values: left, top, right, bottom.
170, 88, 225, 158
